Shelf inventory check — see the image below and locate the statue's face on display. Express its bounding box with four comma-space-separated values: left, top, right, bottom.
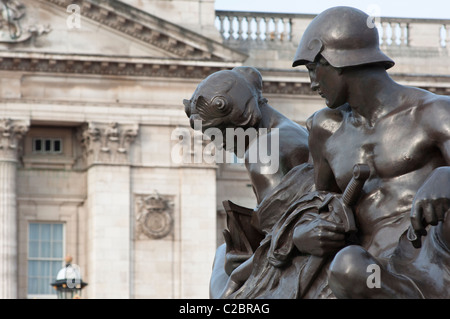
184, 69, 262, 153
306, 56, 347, 109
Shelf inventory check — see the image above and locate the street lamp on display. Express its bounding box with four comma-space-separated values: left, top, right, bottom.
51, 256, 88, 299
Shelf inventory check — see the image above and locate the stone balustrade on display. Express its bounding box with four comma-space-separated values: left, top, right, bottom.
376, 16, 450, 48
215, 10, 296, 42
216, 10, 450, 49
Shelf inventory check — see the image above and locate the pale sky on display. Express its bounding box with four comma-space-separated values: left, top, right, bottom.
215, 0, 450, 20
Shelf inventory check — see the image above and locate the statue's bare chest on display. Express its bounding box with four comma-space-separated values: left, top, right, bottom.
324, 111, 432, 188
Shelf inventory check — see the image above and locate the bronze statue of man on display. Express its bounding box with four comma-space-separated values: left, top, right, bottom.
184, 66, 314, 298
292, 6, 450, 298
184, 66, 310, 204
185, 7, 450, 298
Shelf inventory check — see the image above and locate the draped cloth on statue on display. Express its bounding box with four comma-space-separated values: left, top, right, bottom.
388, 226, 450, 299
228, 163, 336, 299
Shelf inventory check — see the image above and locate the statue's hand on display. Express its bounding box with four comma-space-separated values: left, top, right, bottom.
410, 167, 450, 243
223, 229, 252, 276
293, 214, 346, 257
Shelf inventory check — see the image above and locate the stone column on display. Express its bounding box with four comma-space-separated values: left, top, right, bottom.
79, 122, 138, 299
0, 119, 29, 299
179, 167, 217, 298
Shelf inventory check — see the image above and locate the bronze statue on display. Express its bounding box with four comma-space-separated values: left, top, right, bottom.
183, 66, 314, 297
184, 6, 450, 299
293, 6, 450, 298
184, 66, 310, 204
185, 66, 369, 298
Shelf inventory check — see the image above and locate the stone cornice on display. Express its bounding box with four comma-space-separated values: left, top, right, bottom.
259, 70, 450, 96
261, 83, 450, 96
0, 52, 241, 79
263, 79, 450, 96
43, 0, 248, 63
0, 52, 448, 96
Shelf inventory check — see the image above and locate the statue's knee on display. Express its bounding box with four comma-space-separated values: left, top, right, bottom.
328, 245, 372, 297
329, 245, 369, 278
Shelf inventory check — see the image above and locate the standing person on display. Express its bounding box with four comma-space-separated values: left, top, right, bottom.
292, 6, 450, 298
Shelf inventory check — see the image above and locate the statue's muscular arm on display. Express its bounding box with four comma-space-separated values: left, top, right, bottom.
292, 107, 350, 257
410, 96, 450, 247
423, 97, 450, 164
246, 123, 310, 203
306, 107, 344, 193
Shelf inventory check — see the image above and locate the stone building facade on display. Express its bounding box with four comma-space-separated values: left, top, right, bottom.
0, 0, 449, 298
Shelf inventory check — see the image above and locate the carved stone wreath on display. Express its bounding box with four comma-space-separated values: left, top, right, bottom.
135, 193, 174, 240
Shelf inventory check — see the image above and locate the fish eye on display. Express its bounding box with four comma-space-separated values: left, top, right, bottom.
211, 96, 227, 110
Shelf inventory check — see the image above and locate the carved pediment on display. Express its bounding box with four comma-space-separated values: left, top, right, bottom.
21, 0, 247, 62
0, 0, 247, 78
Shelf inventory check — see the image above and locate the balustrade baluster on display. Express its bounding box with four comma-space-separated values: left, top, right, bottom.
255, 17, 262, 42
274, 17, 280, 42
392, 23, 398, 45
399, 22, 406, 46
382, 21, 390, 46
218, 15, 225, 39
264, 17, 270, 41
223, 15, 229, 40
445, 24, 450, 49
283, 18, 290, 42
237, 16, 245, 40
405, 23, 410, 46
246, 16, 253, 41
229, 16, 235, 40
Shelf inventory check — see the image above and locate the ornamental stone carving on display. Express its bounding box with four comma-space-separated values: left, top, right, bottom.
46, 0, 224, 61
0, 0, 51, 43
78, 121, 138, 166
0, 118, 29, 160
135, 192, 174, 240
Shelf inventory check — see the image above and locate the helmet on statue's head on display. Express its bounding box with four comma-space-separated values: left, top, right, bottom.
292, 6, 394, 69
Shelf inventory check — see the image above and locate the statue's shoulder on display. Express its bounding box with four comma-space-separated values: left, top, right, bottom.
306, 104, 349, 137
400, 87, 450, 127
276, 121, 310, 167
419, 91, 450, 137
277, 119, 309, 142
420, 91, 450, 113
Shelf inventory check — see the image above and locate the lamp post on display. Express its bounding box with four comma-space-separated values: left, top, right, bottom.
51, 256, 88, 299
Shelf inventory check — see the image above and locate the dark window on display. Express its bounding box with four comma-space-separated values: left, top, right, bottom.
34, 139, 42, 152
45, 139, 51, 152
53, 140, 61, 152
33, 138, 63, 154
